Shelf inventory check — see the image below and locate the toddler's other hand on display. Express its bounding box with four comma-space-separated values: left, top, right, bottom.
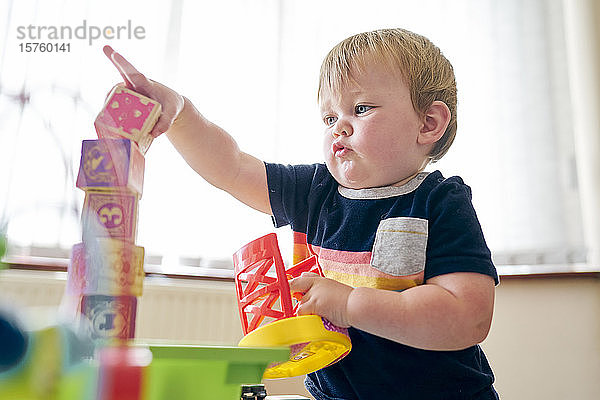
102, 45, 184, 138
289, 272, 353, 328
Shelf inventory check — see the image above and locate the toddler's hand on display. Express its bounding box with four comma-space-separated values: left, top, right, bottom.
102, 45, 184, 138
289, 272, 354, 328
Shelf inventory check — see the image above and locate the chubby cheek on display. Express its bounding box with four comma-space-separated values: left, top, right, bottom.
322, 134, 334, 162
354, 134, 384, 161
322, 134, 352, 184
364, 131, 406, 164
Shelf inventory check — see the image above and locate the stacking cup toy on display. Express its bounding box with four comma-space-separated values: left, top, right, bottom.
233, 233, 351, 379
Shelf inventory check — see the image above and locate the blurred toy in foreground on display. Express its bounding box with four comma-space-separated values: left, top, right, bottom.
233, 233, 351, 379
0, 307, 96, 400
0, 306, 28, 373
0, 305, 289, 400
0, 230, 6, 271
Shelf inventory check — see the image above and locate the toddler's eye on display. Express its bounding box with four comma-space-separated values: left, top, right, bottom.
355, 105, 373, 114
324, 116, 337, 126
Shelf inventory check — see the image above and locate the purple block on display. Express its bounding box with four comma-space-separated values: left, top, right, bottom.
76, 139, 144, 195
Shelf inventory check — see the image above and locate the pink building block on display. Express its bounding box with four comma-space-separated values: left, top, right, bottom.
67, 240, 145, 297
94, 85, 161, 154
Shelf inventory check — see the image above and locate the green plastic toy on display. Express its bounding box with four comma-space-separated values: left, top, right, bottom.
145, 344, 289, 400
0, 230, 6, 270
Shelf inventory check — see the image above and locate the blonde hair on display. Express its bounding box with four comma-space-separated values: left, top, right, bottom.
318, 28, 457, 162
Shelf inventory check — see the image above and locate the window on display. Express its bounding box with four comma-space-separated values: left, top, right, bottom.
1, 0, 595, 274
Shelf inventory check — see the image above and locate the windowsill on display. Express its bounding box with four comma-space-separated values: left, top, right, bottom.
3, 255, 600, 281
496, 263, 600, 279
2, 255, 236, 282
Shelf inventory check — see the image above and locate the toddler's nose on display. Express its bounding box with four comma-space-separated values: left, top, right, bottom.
332, 121, 352, 137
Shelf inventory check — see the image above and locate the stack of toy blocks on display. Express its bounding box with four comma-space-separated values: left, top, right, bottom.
66, 85, 161, 342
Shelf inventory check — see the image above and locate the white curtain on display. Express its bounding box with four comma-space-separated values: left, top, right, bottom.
0, 0, 587, 269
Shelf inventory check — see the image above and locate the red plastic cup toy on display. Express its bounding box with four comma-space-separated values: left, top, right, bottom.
233, 233, 351, 379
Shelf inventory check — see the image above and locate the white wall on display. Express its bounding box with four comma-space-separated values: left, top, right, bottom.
483, 276, 600, 399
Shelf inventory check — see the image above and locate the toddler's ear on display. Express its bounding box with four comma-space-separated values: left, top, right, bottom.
418, 101, 451, 145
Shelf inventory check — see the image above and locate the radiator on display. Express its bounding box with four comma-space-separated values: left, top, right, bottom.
0, 269, 244, 345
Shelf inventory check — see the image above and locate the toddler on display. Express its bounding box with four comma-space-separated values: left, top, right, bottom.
104, 28, 499, 399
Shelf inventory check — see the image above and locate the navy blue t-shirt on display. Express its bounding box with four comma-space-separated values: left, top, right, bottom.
266, 162, 499, 400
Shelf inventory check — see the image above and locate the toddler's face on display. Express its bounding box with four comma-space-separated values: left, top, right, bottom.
320, 61, 429, 189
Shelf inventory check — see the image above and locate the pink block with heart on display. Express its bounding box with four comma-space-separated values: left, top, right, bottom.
94, 86, 161, 154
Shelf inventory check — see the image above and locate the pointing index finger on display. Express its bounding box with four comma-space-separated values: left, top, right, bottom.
103, 45, 146, 91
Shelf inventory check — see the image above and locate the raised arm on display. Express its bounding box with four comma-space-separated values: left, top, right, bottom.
103, 46, 271, 215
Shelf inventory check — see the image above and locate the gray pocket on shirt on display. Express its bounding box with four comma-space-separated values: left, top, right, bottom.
370, 217, 428, 276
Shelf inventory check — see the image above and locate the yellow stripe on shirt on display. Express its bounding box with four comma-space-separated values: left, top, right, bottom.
322, 269, 421, 291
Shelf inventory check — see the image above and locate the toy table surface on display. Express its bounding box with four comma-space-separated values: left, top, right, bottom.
142, 344, 290, 400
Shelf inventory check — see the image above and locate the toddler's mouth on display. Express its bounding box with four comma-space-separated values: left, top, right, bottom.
332, 142, 351, 157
